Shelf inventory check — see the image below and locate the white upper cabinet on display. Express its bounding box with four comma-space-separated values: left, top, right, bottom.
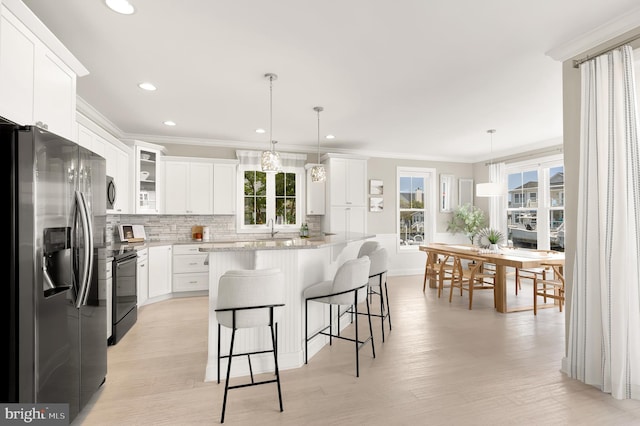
0, 2, 87, 140
213, 162, 237, 215
32, 46, 76, 138
0, 7, 34, 126
134, 144, 163, 214
164, 158, 214, 215
322, 154, 368, 234
306, 165, 326, 215
326, 156, 367, 206
76, 119, 131, 214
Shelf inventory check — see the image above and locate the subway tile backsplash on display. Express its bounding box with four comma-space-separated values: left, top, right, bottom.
106, 215, 322, 243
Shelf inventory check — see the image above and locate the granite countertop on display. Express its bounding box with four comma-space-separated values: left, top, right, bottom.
198, 232, 375, 252
106, 233, 375, 254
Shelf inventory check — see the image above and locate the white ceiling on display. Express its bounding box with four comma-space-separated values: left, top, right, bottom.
21, 0, 640, 162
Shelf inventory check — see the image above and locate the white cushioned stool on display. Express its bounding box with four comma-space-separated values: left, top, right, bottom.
360, 247, 391, 342
215, 268, 285, 423
304, 256, 375, 377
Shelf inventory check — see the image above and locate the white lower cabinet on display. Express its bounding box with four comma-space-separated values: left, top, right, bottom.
136, 248, 149, 306
172, 244, 209, 292
148, 245, 172, 298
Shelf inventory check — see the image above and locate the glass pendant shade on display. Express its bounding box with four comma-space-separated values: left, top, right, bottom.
310, 164, 326, 182
261, 143, 281, 172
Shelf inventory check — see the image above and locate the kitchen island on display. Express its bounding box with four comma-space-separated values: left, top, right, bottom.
199, 233, 374, 382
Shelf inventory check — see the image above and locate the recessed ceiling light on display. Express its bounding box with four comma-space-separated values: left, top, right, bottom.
138, 82, 156, 91
325, 134, 336, 139
255, 128, 266, 134
105, 0, 135, 15
164, 121, 176, 126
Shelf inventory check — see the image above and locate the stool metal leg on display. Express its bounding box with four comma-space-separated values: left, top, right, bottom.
384, 278, 392, 331
220, 319, 236, 423
366, 296, 376, 359
354, 291, 360, 377
217, 323, 221, 384
271, 321, 283, 412
304, 299, 309, 364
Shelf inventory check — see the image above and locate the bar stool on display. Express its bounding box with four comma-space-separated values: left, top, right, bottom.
304, 256, 374, 377
357, 247, 391, 342
358, 240, 380, 258
215, 268, 285, 423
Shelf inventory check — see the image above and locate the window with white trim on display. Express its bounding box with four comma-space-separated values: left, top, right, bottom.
506, 155, 564, 252
237, 150, 306, 233
397, 167, 436, 251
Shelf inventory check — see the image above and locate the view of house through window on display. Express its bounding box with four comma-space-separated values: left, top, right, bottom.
398, 167, 434, 249
506, 159, 564, 252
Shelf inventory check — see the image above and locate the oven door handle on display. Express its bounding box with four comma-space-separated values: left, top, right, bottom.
107, 179, 117, 206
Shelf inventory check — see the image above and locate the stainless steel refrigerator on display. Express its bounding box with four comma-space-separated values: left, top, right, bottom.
3, 119, 107, 423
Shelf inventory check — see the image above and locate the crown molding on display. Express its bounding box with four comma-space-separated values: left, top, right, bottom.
76, 96, 125, 138
546, 6, 640, 61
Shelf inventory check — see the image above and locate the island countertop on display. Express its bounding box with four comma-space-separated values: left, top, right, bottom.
198, 232, 375, 252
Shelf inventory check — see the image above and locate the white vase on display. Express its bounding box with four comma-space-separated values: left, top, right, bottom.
489, 243, 499, 252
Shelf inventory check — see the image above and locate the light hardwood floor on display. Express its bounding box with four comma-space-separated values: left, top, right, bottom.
74, 275, 640, 425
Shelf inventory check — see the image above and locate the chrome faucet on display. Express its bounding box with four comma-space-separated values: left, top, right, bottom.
267, 218, 278, 238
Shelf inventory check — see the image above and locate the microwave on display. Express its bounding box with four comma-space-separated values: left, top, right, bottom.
106, 175, 116, 210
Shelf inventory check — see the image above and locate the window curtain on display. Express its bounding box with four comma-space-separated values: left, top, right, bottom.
488, 162, 507, 238
565, 45, 640, 400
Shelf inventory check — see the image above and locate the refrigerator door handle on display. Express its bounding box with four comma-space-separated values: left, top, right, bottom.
74, 190, 94, 308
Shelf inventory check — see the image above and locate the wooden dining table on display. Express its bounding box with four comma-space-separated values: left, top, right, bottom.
419, 243, 565, 313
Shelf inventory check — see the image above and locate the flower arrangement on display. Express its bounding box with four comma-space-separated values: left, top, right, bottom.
476, 227, 505, 249
446, 204, 486, 244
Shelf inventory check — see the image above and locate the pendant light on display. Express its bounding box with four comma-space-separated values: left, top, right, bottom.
476, 129, 502, 197
310, 106, 327, 182
261, 73, 282, 172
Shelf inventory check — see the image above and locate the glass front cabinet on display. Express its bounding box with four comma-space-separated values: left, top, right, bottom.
135, 145, 162, 214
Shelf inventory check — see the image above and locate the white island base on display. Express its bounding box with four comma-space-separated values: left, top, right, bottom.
204, 238, 368, 382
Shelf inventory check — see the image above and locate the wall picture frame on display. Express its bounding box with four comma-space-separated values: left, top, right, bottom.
370, 197, 383, 212
459, 178, 474, 206
370, 179, 383, 195
439, 174, 454, 212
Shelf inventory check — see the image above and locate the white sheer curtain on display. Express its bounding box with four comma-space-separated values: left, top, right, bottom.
488, 162, 507, 238
565, 45, 640, 400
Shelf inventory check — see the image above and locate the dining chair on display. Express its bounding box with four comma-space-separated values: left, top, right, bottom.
422, 251, 457, 296
533, 263, 565, 315
304, 256, 375, 377
516, 250, 557, 295
449, 255, 496, 310
215, 268, 285, 423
